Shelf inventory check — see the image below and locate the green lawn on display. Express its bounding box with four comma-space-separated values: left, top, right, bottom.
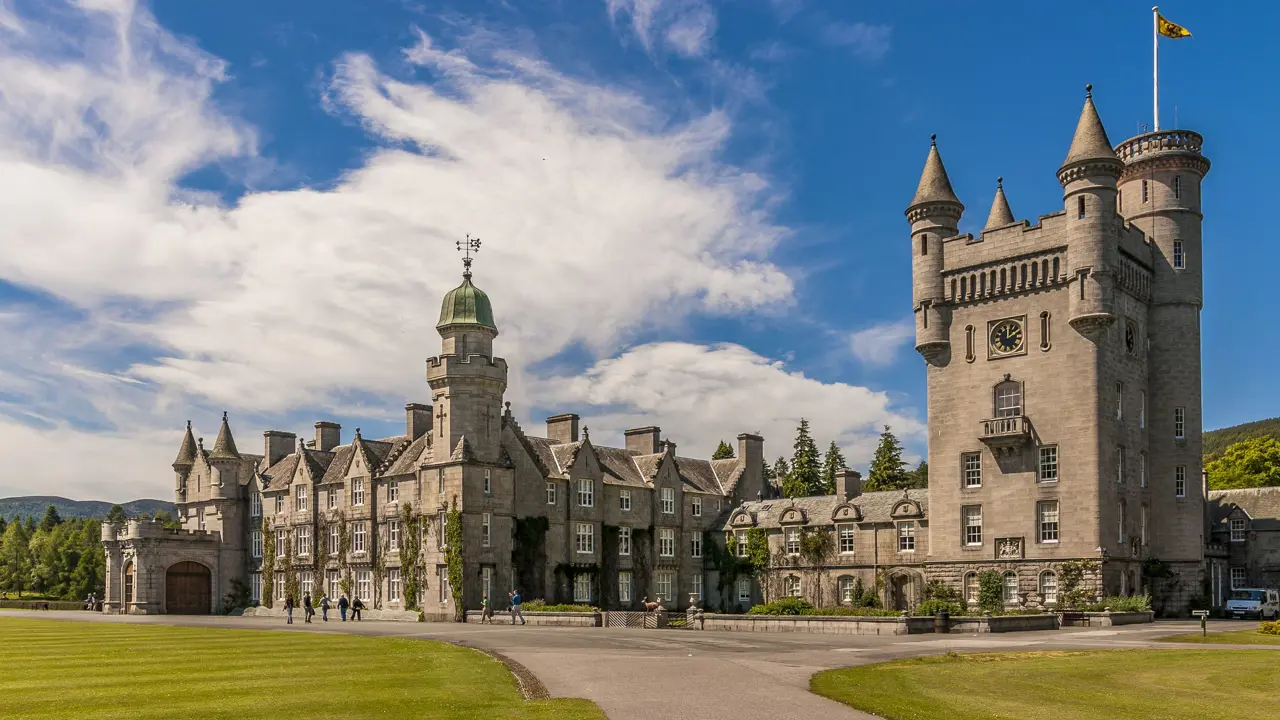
811, 650, 1280, 720
1157, 627, 1280, 645
0, 618, 603, 720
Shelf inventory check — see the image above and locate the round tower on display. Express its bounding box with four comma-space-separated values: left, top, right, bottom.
1116, 126, 1210, 568
905, 134, 963, 364
1058, 85, 1124, 337
206, 412, 242, 499
172, 420, 197, 501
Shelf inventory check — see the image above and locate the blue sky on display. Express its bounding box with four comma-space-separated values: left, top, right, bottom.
0, 0, 1272, 501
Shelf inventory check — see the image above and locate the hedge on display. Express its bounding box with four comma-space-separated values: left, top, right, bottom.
0, 599, 87, 611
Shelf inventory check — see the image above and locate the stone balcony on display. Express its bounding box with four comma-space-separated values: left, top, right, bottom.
980, 416, 1031, 455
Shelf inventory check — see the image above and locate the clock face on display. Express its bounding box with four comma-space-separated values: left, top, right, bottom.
1125, 322, 1136, 354
989, 319, 1025, 355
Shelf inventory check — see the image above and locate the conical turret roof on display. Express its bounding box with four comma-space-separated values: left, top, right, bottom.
208, 412, 241, 461
173, 421, 197, 468
908, 135, 962, 209
1061, 85, 1118, 167
984, 178, 1015, 231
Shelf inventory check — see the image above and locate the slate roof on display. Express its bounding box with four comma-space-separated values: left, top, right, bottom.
260, 446, 334, 491
521, 436, 733, 495
1061, 87, 1119, 167
723, 489, 929, 530
173, 422, 197, 467
551, 441, 586, 474
908, 137, 962, 208
319, 445, 356, 485
381, 433, 429, 477
984, 179, 1015, 230
711, 459, 744, 496
522, 435, 561, 478
208, 413, 241, 461
1208, 488, 1280, 532
594, 445, 649, 487
260, 454, 299, 492
675, 456, 723, 494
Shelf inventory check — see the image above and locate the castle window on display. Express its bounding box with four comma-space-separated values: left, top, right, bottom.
578, 478, 594, 507
963, 505, 983, 546
351, 478, 364, 506
1039, 311, 1051, 350
1030, 262, 1039, 286
1003, 572, 1019, 604
356, 570, 371, 602
1118, 501, 1126, 545
659, 527, 676, 557
738, 576, 751, 602
328, 525, 339, 555
352, 521, 367, 554
952, 278, 958, 299
1230, 518, 1247, 542
251, 574, 262, 604
1140, 390, 1146, 428
1140, 452, 1148, 488
1175, 466, 1186, 498
1117, 446, 1126, 485
1174, 407, 1186, 439
251, 530, 263, 559
275, 529, 286, 557
388, 569, 401, 602
661, 486, 675, 514
960, 276, 967, 298
482, 512, 491, 547
839, 525, 856, 554
962, 452, 982, 488
1039, 571, 1058, 605
839, 576, 855, 603
1000, 268, 1007, 292
577, 522, 595, 554
921, 234, 927, 256
1117, 190, 1122, 212
990, 270, 997, 292
620, 489, 631, 511
785, 575, 802, 598
618, 571, 632, 603
546, 482, 556, 505
964, 573, 979, 604
387, 480, 398, 503
691, 533, 702, 558
484, 469, 491, 495
275, 496, 284, 514
1115, 381, 1124, 420
1038, 501, 1060, 543
295, 485, 308, 512
1078, 196, 1086, 219
251, 493, 262, 518
1020, 263, 1027, 288
736, 531, 748, 557
574, 573, 591, 603
1052, 257, 1060, 280
388, 519, 400, 551
1141, 505, 1148, 546
969, 273, 977, 297
1041, 259, 1049, 282
296, 526, 311, 556
1173, 240, 1185, 269
1142, 180, 1149, 203
1230, 567, 1246, 590
1037, 445, 1058, 482
692, 497, 702, 517
965, 325, 975, 363
619, 526, 631, 556
898, 521, 916, 552
197, 508, 206, 531
785, 528, 801, 556
994, 380, 1022, 417
979, 273, 987, 296
1174, 175, 1182, 199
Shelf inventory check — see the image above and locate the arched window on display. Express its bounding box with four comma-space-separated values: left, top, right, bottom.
1003, 571, 1019, 604
1030, 262, 1038, 286
999, 268, 1007, 292
1040, 312, 1051, 350
839, 576, 855, 604
920, 234, 928, 256
995, 379, 1022, 418
1174, 175, 1181, 199
1039, 571, 1058, 606
990, 270, 997, 292
1041, 259, 1049, 282
979, 273, 986, 296
958, 277, 965, 299
785, 575, 802, 598
1077, 196, 1086, 219
1020, 263, 1027, 288
951, 278, 957, 300
1051, 257, 1060, 281
965, 325, 975, 363
964, 572, 978, 605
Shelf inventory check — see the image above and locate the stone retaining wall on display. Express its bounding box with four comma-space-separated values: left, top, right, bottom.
947, 614, 1059, 633
464, 610, 601, 627
699, 614, 931, 635
1058, 610, 1154, 627
236, 606, 421, 622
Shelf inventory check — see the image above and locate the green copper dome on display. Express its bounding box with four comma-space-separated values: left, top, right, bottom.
437, 275, 497, 330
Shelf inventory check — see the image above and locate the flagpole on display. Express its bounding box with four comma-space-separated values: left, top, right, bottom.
1153, 6, 1160, 131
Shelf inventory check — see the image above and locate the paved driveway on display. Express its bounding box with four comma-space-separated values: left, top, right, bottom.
0, 612, 1267, 720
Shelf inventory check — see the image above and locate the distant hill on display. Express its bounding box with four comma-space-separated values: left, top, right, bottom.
1204, 417, 1280, 459
0, 496, 175, 522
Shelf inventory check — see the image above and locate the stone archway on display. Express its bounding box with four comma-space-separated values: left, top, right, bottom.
123, 562, 134, 613
165, 561, 212, 615
887, 569, 923, 611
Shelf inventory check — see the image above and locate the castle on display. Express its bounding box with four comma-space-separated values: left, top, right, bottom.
102, 85, 1247, 618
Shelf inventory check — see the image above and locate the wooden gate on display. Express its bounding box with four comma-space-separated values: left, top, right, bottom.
165, 561, 211, 614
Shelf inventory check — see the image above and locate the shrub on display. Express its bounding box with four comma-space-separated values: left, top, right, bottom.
1080, 594, 1152, 613
0, 599, 86, 611
521, 599, 598, 613
846, 578, 881, 608
747, 598, 899, 617
747, 597, 814, 616
923, 579, 962, 604
1256, 621, 1280, 636
977, 571, 1004, 614
913, 599, 963, 617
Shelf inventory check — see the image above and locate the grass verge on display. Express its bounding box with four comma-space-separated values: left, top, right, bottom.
0, 618, 603, 720
811, 649, 1280, 720
1156, 627, 1280, 645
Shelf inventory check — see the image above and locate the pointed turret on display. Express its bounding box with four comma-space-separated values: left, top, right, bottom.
209, 412, 241, 461
907, 135, 963, 211
984, 177, 1015, 231
1059, 85, 1122, 177
173, 420, 197, 469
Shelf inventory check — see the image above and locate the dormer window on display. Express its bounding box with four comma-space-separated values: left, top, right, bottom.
1230, 518, 1247, 542
785, 528, 800, 556
577, 478, 594, 507
661, 487, 674, 514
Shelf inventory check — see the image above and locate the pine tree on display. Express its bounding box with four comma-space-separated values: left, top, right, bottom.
820, 441, 848, 495
907, 460, 929, 489
711, 440, 735, 460
39, 505, 62, 532
866, 425, 908, 492
105, 505, 127, 524
788, 419, 822, 497
771, 456, 791, 497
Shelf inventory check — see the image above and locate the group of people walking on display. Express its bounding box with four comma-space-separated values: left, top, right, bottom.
478, 589, 526, 625
283, 592, 364, 624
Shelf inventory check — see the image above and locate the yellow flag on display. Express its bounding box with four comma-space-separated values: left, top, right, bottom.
1158, 14, 1192, 39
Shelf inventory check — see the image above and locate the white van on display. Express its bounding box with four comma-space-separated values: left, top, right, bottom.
1225, 588, 1279, 620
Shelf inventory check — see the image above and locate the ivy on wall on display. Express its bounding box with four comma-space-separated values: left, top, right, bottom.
511, 516, 549, 601
259, 516, 275, 608
336, 512, 351, 598
977, 570, 1003, 614
445, 502, 464, 621
1059, 559, 1100, 609
399, 503, 423, 611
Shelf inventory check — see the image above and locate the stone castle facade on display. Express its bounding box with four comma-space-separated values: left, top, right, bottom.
102, 84, 1241, 618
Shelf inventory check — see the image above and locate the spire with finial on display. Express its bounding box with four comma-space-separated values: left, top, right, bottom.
173, 420, 197, 469
984, 177, 1015, 231
906, 133, 963, 212
456, 233, 481, 280
1061, 84, 1120, 171
582, 426, 590, 443
208, 411, 241, 461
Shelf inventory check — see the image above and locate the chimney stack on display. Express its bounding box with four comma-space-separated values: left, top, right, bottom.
546, 413, 580, 444
315, 421, 341, 452
405, 403, 432, 441
624, 426, 662, 455
836, 468, 863, 501
263, 430, 297, 467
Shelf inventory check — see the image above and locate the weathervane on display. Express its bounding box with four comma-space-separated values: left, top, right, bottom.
456, 234, 481, 280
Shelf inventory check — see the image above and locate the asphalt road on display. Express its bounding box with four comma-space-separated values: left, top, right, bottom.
1, 611, 1269, 720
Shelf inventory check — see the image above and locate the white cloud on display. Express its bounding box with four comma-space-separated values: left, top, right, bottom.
0, 1, 917, 501
849, 318, 915, 367
532, 341, 922, 469
821, 21, 892, 62
605, 0, 717, 58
